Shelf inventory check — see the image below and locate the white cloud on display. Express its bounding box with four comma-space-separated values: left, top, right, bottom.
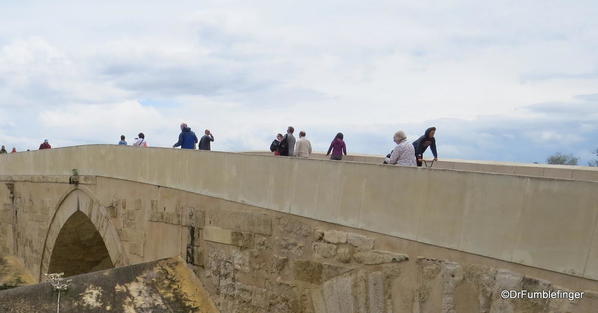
0, 1, 597, 163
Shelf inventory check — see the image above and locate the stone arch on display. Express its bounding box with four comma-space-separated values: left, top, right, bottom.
39, 187, 127, 279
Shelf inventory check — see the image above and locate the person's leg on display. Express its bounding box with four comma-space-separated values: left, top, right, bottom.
416, 154, 423, 167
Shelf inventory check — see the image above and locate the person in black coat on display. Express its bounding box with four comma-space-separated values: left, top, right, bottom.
412, 127, 438, 167
270, 133, 283, 155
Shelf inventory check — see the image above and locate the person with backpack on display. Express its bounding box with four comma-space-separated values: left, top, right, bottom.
278, 126, 296, 156
412, 127, 438, 167
384, 131, 416, 166
326, 132, 347, 160
270, 133, 283, 155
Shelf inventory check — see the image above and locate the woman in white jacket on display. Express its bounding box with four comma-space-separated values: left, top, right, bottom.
384, 131, 416, 166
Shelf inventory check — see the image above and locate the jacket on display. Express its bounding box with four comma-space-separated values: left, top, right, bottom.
327, 139, 346, 157
385, 140, 416, 166
198, 134, 214, 150
412, 127, 437, 157
295, 138, 312, 158
174, 127, 198, 149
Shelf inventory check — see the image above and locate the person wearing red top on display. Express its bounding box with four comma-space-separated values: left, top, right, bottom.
39, 139, 51, 150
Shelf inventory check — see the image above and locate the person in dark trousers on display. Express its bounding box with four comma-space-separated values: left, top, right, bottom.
39, 139, 51, 150
0, 146, 6, 154
270, 133, 283, 155
278, 126, 296, 156
326, 132, 347, 160
118, 135, 127, 145
198, 129, 214, 151
413, 127, 438, 167
173, 123, 198, 149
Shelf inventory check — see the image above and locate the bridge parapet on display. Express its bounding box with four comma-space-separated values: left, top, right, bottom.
1, 145, 597, 281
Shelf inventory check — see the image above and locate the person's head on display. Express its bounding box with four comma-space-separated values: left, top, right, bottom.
138, 132, 145, 139
120, 135, 125, 141
287, 126, 294, 134
180, 123, 188, 130
335, 132, 344, 140
1, 145, 4, 149
205, 129, 210, 135
44, 139, 48, 143
299, 131, 306, 138
426, 127, 436, 138
276, 133, 283, 141
393, 130, 407, 144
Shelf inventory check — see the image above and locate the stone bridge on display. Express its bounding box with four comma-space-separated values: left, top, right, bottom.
0, 145, 597, 312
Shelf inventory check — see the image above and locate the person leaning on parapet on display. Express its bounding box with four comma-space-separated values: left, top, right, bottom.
0, 146, 6, 154
133, 133, 148, 147
326, 132, 347, 160
118, 135, 127, 145
198, 129, 214, 151
270, 133, 283, 155
173, 123, 198, 149
384, 131, 416, 166
39, 139, 51, 150
10, 147, 16, 153
412, 127, 438, 167
294, 131, 312, 158
278, 126, 296, 156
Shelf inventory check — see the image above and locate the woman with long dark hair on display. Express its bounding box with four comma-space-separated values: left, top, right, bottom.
326, 132, 347, 160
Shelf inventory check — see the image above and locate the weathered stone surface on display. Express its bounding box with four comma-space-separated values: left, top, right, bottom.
0, 257, 219, 313
313, 242, 337, 258
368, 271, 385, 313
203, 226, 254, 248
294, 260, 323, 284
336, 245, 353, 263
353, 250, 408, 265
181, 207, 206, 227
347, 233, 375, 250
322, 230, 347, 244
322, 275, 354, 313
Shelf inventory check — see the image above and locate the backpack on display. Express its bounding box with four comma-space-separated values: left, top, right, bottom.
278, 135, 289, 156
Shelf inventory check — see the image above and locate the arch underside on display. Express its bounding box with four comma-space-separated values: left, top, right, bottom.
48, 211, 114, 276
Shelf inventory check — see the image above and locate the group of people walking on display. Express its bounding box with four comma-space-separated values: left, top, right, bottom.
1, 123, 438, 167
115, 123, 215, 151
269, 126, 438, 167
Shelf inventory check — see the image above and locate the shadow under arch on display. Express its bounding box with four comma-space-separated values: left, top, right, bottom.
39, 187, 127, 279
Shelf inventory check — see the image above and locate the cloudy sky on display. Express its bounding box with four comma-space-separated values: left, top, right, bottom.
0, 1, 597, 164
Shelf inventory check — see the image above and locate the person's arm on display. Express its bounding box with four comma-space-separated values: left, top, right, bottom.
194, 133, 198, 144
326, 142, 333, 155
173, 133, 183, 147
209, 134, 214, 142
308, 141, 312, 154
431, 139, 438, 160
342, 142, 347, 155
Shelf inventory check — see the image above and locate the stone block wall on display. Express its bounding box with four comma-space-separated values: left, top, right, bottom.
0, 175, 597, 312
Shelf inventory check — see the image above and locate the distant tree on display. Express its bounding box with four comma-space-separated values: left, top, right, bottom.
546, 152, 578, 165
589, 148, 598, 167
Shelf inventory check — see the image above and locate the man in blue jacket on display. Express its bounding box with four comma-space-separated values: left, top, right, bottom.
173, 123, 198, 149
